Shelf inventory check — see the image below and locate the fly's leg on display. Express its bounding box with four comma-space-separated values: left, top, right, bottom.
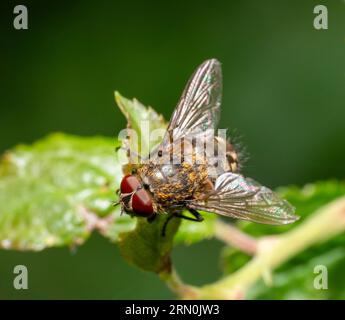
147, 213, 157, 223
161, 214, 175, 237
161, 209, 204, 237
178, 208, 204, 222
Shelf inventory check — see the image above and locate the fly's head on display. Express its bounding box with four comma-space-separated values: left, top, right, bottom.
119, 174, 154, 218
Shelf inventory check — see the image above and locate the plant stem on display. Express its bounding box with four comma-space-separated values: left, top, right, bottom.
214, 220, 258, 255
159, 268, 199, 299
170, 195, 345, 299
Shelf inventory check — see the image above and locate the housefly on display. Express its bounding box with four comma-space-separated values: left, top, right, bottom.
118, 59, 298, 235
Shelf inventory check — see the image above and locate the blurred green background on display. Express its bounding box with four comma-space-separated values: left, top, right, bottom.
0, 0, 344, 299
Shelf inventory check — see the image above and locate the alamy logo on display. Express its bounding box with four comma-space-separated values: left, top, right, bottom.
13, 5, 28, 30
313, 265, 328, 290
13, 265, 28, 290
313, 5, 328, 30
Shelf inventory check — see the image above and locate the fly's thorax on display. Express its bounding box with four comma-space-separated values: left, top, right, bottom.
137, 161, 209, 208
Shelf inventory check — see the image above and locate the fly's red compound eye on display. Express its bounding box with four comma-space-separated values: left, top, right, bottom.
132, 189, 154, 217
120, 175, 141, 194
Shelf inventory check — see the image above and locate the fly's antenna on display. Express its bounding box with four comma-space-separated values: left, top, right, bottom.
113, 188, 125, 214
112, 200, 120, 207
113, 189, 121, 207
112, 200, 124, 215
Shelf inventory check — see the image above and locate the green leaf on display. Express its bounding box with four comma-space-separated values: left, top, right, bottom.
118, 215, 180, 273
174, 211, 218, 245
0, 133, 126, 250
115, 91, 166, 159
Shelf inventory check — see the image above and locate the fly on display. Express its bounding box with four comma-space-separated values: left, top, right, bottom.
117, 59, 299, 236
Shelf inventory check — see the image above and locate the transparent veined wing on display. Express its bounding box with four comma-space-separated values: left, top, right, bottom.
148, 59, 222, 162
188, 172, 299, 225
167, 58, 222, 139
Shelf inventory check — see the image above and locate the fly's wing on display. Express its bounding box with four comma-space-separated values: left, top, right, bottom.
148, 59, 222, 162
188, 172, 299, 225
167, 58, 222, 140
